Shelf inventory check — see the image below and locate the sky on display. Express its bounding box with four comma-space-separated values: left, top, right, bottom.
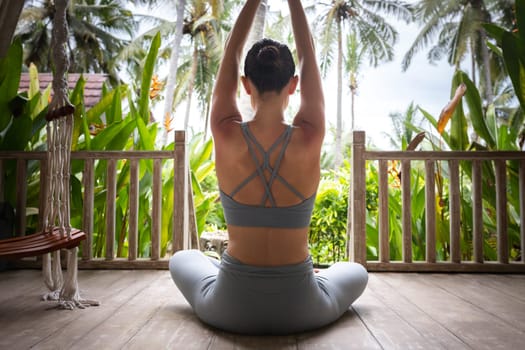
345, 19, 456, 149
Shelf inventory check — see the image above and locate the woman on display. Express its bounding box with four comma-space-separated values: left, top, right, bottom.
169, 0, 367, 335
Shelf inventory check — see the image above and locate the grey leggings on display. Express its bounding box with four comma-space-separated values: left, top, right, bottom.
169, 249, 368, 335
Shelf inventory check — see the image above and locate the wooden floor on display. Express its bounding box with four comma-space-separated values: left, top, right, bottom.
1, 269, 524, 349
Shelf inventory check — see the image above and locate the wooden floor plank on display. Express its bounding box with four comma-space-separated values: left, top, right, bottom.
65, 271, 176, 350
469, 274, 525, 302
354, 274, 466, 349
296, 310, 381, 350
380, 273, 525, 350
1, 270, 152, 349
424, 274, 525, 331
231, 334, 298, 350
29, 270, 161, 350
0, 270, 106, 348
366, 274, 471, 349
121, 272, 218, 350
0, 269, 42, 302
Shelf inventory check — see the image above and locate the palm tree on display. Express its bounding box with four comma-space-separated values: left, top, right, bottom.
15, 0, 137, 84
402, 0, 515, 106
180, 0, 224, 132
317, 0, 412, 168
385, 102, 422, 149
345, 32, 365, 132
161, 0, 186, 144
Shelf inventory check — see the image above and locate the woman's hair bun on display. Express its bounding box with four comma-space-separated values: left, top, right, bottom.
257, 46, 280, 66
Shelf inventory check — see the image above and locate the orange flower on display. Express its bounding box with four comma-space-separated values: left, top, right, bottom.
388, 160, 401, 188
149, 74, 164, 100
164, 112, 174, 132
437, 83, 466, 134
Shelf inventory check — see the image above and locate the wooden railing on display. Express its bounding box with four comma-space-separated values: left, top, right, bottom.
0, 131, 197, 269
349, 131, 525, 272
4, 129, 525, 272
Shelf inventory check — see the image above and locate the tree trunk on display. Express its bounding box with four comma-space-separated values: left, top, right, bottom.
351, 85, 356, 132
184, 46, 198, 131
161, 0, 186, 144
239, 0, 268, 120
334, 19, 343, 169
203, 90, 212, 140
479, 28, 493, 105
0, 0, 25, 58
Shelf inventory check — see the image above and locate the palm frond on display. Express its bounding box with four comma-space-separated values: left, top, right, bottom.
401, 14, 445, 71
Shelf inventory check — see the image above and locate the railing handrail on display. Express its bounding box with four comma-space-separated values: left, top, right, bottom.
0, 150, 176, 160
365, 150, 525, 160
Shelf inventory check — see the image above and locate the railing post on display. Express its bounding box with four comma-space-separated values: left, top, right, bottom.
378, 160, 389, 263
349, 131, 367, 265
425, 160, 436, 263
401, 159, 412, 263
449, 160, 461, 263
151, 159, 162, 260
519, 159, 525, 263
82, 159, 94, 261
39, 158, 48, 232
173, 131, 188, 253
128, 159, 139, 260
105, 158, 117, 260
16, 159, 27, 236
472, 160, 483, 263
495, 160, 508, 264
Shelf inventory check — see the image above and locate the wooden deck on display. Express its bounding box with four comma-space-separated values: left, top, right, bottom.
1, 270, 524, 349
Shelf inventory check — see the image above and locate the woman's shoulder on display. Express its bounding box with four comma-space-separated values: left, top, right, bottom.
291, 114, 325, 149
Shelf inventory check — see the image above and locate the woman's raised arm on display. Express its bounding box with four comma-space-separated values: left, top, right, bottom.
288, 0, 325, 138
210, 0, 261, 134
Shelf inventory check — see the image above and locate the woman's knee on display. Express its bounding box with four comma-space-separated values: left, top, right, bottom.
322, 261, 368, 299
169, 249, 200, 271
348, 262, 368, 293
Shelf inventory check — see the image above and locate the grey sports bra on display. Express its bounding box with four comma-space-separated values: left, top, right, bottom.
219, 122, 316, 228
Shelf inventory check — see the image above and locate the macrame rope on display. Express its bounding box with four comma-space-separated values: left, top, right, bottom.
44, 0, 73, 239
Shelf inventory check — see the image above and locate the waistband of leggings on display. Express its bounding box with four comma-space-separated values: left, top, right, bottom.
220, 251, 313, 276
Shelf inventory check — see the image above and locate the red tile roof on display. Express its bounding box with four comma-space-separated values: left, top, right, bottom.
18, 73, 108, 109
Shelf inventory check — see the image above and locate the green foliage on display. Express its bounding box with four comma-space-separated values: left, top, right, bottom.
188, 133, 219, 234
484, 1, 525, 112
309, 166, 349, 265
0, 40, 49, 226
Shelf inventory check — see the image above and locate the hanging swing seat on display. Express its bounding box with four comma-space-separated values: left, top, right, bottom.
0, 227, 85, 260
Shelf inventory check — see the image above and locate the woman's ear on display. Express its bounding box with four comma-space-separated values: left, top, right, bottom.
288, 75, 299, 94
241, 76, 252, 95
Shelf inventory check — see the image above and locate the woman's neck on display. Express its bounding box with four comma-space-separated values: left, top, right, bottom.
250, 91, 288, 125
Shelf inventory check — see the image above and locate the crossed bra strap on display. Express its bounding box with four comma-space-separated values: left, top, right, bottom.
228, 122, 305, 206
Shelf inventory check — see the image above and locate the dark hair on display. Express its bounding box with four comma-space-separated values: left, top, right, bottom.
244, 38, 295, 93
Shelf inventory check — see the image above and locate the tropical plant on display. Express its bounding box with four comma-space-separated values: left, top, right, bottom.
188, 133, 218, 234
385, 101, 424, 150
0, 40, 50, 232
309, 165, 350, 265
316, 0, 412, 168
15, 0, 137, 84
484, 0, 525, 118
